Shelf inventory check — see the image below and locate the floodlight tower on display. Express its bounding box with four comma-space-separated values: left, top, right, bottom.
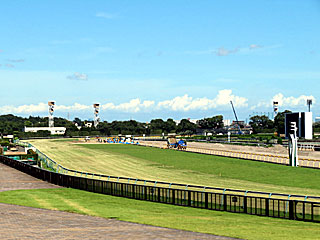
273, 101, 279, 119
307, 99, 312, 112
48, 101, 55, 128
93, 103, 100, 128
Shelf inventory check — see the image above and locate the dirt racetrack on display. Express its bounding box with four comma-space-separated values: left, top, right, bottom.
140, 140, 320, 161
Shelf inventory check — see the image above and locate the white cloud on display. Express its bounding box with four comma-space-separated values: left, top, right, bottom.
0, 90, 247, 115
251, 93, 316, 110
0, 102, 91, 114
102, 99, 155, 113
67, 72, 88, 81
56, 103, 90, 111
215, 89, 248, 107
0, 103, 47, 114
158, 90, 248, 111
158, 95, 196, 111
273, 93, 316, 107
249, 44, 262, 50
215, 47, 239, 56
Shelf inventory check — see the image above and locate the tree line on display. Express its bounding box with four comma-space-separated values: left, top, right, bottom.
0, 114, 224, 138
0, 111, 317, 138
249, 110, 291, 134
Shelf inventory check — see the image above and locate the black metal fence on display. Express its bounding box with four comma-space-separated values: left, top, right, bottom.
1, 155, 320, 223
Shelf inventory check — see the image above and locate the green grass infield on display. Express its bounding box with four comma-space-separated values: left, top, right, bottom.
28, 139, 320, 196
1, 188, 319, 240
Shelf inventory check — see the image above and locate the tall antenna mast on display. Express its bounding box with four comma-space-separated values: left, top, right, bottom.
93, 103, 100, 128
48, 101, 55, 128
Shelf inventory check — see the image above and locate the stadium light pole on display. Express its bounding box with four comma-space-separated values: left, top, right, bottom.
307, 99, 312, 112
273, 101, 279, 120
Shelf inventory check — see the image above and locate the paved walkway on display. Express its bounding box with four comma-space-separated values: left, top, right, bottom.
0, 203, 235, 240
0, 162, 60, 192
0, 163, 236, 239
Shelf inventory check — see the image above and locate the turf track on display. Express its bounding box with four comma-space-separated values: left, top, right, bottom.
29, 139, 320, 197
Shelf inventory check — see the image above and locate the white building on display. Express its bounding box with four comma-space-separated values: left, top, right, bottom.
315, 117, 320, 123
223, 119, 231, 126
85, 122, 93, 128
24, 127, 66, 135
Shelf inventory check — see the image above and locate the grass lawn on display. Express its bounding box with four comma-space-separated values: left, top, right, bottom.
82, 144, 320, 190
0, 188, 319, 240
28, 139, 320, 197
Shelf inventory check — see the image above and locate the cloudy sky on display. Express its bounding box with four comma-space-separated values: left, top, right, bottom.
0, 0, 319, 122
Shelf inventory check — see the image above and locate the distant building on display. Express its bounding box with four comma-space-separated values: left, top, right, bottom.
2, 135, 14, 143
24, 127, 66, 135
231, 120, 246, 127
315, 117, 320, 123
228, 120, 253, 135
223, 119, 231, 126
84, 122, 93, 128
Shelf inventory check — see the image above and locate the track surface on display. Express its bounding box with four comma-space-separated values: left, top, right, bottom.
0, 163, 236, 240
140, 141, 320, 168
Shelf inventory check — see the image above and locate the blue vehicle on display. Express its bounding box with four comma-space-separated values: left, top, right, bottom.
177, 140, 187, 150
167, 136, 187, 150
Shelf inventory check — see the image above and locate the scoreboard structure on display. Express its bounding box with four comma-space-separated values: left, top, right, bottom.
285, 112, 313, 140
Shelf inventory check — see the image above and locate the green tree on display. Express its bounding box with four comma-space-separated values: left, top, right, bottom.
24, 121, 33, 127
96, 121, 111, 136
197, 115, 224, 129
150, 119, 166, 134
73, 118, 82, 127
165, 118, 177, 133
177, 119, 196, 134
249, 115, 274, 133
313, 122, 320, 133
274, 110, 292, 135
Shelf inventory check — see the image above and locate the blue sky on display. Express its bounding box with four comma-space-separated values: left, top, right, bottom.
0, 0, 319, 122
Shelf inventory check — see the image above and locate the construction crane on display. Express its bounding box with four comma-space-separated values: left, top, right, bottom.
230, 101, 243, 134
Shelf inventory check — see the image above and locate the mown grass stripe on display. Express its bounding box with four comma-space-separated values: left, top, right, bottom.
29, 139, 320, 197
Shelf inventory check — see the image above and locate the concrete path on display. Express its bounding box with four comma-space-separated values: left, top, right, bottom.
0, 203, 235, 240
0, 162, 60, 192
0, 162, 237, 239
